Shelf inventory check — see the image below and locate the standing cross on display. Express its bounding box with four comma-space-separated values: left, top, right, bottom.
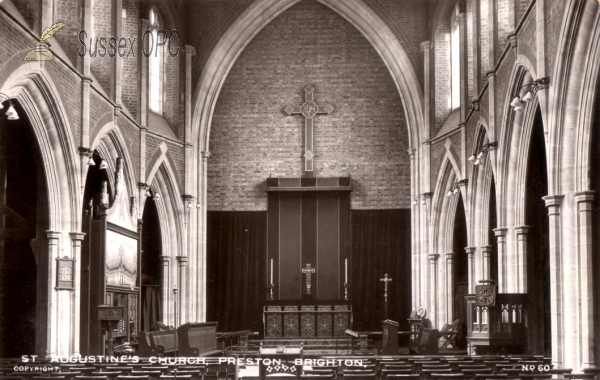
302, 263, 316, 294
284, 85, 335, 173
380, 273, 393, 320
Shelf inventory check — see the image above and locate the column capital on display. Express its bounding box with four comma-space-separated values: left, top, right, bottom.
480, 245, 493, 253
513, 225, 530, 235
543, 194, 565, 207
407, 148, 416, 157
445, 252, 456, 260
465, 246, 477, 255
421, 41, 431, 50
176, 255, 189, 265
69, 232, 86, 241
46, 230, 62, 241
159, 255, 171, 263
573, 190, 595, 203
493, 227, 508, 236
428, 253, 440, 262
185, 45, 196, 56
201, 151, 211, 160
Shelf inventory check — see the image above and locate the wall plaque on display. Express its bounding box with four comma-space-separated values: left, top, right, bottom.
56, 256, 75, 290
97, 306, 124, 321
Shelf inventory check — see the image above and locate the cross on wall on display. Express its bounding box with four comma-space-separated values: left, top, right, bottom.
284, 85, 334, 173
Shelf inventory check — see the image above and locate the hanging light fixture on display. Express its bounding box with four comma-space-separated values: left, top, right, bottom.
0, 93, 20, 120
447, 180, 468, 197
87, 155, 96, 166
511, 77, 550, 112
152, 190, 161, 201
414, 192, 433, 205
469, 142, 498, 166
99, 159, 108, 170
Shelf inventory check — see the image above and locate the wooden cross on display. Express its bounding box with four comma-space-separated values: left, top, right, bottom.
380, 273, 392, 319
284, 85, 334, 173
302, 263, 316, 294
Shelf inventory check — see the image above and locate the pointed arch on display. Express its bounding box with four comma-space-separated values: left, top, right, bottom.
191, 0, 424, 153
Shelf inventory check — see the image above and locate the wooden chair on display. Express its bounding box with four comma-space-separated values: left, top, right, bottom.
430, 374, 465, 380
74, 376, 109, 380
299, 375, 333, 379
340, 374, 375, 379
385, 375, 420, 379
381, 368, 413, 378
518, 374, 551, 379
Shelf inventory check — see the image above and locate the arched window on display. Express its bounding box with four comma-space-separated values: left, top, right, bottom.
149, 7, 163, 114
450, 4, 460, 110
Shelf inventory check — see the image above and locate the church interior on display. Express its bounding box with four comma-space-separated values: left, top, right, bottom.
1, 0, 599, 378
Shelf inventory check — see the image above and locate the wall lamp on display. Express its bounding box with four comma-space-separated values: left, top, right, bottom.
182, 194, 201, 209
138, 182, 160, 200
79, 147, 108, 169
413, 192, 433, 206
0, 93, 19, 120
468, 141, 497, 166
510, 77, 550, 112
447, 179, 468, 197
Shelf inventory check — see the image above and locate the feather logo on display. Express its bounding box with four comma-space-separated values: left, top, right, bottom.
23, 22, 66, 61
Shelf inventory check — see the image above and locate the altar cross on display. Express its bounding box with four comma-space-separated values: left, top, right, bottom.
380, 273, 392, 319
302, 263, 316, 294
284, 85, 334, 173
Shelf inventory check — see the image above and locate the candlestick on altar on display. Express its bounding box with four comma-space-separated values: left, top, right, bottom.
270, 259, 273, 283
345, 259, 348, 283
380, 273, 392, 320
268, 282, 275, 300
344, 282, 350, 301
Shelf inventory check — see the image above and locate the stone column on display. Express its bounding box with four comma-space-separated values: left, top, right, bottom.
45, 231, 61, 358
198, 151, 210, 321
573, 191, 596, 369
471, 0, 481, 99
69, 232, 85, 356
159, 255, 171, 325
465, 247, 476, 293
481, 245, 493, 280
176, 255, 189, 326
513, 226, 529, 293
408, 149, 419, 309
542, 195, 564, 367
493, 228, 508, 292
428, 254, 440, 327
445, 253, 456, 324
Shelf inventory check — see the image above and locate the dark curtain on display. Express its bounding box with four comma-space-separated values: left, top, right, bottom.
141, 285, 162, 331
351, 209, 411, 333
207, 211, 266, 333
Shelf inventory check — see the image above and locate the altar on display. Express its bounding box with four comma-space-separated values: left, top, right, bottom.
264, 300, 352, 338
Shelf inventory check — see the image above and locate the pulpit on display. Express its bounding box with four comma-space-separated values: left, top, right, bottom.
381, 319, 399, 355
465, 281, 527, 354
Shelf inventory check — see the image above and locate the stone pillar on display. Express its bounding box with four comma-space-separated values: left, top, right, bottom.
573, 191, 596, 369
69, 232, 85, 356
45, 231, 61, 358
542, 195, 564, 367
428, 254, 440, 327
513, 226, 529, 293
176, 255, 189, 326
445, 253, 456, 324
465, 247, 477, 294
493, 228, 508, 292
481, 245, 493, 280
198, 151, 211, 321
408, 149, 419, 309
159, 255, 171, 325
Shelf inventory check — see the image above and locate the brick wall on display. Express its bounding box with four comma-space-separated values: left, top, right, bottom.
467, 0, 474, 102
480, 0, 489, 78
546, 0, 567, 80
55, 0, 83, 70
497, 0, 510, 62
122, 0, 139, 121
361, 0, 426, 88
188, 0, 254, 92
434, 21, 451, 135
11, 0, 40, 35
90, 0, 114, 98
208, 1, 411, 211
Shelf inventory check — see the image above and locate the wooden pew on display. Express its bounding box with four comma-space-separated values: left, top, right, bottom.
149, 331, 178, 356
177, 322, 221, 357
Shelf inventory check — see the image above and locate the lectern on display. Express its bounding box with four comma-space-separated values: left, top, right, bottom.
381, 319, 399, 355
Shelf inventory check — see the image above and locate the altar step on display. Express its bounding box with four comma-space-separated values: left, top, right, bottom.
263, 337, 353, 355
